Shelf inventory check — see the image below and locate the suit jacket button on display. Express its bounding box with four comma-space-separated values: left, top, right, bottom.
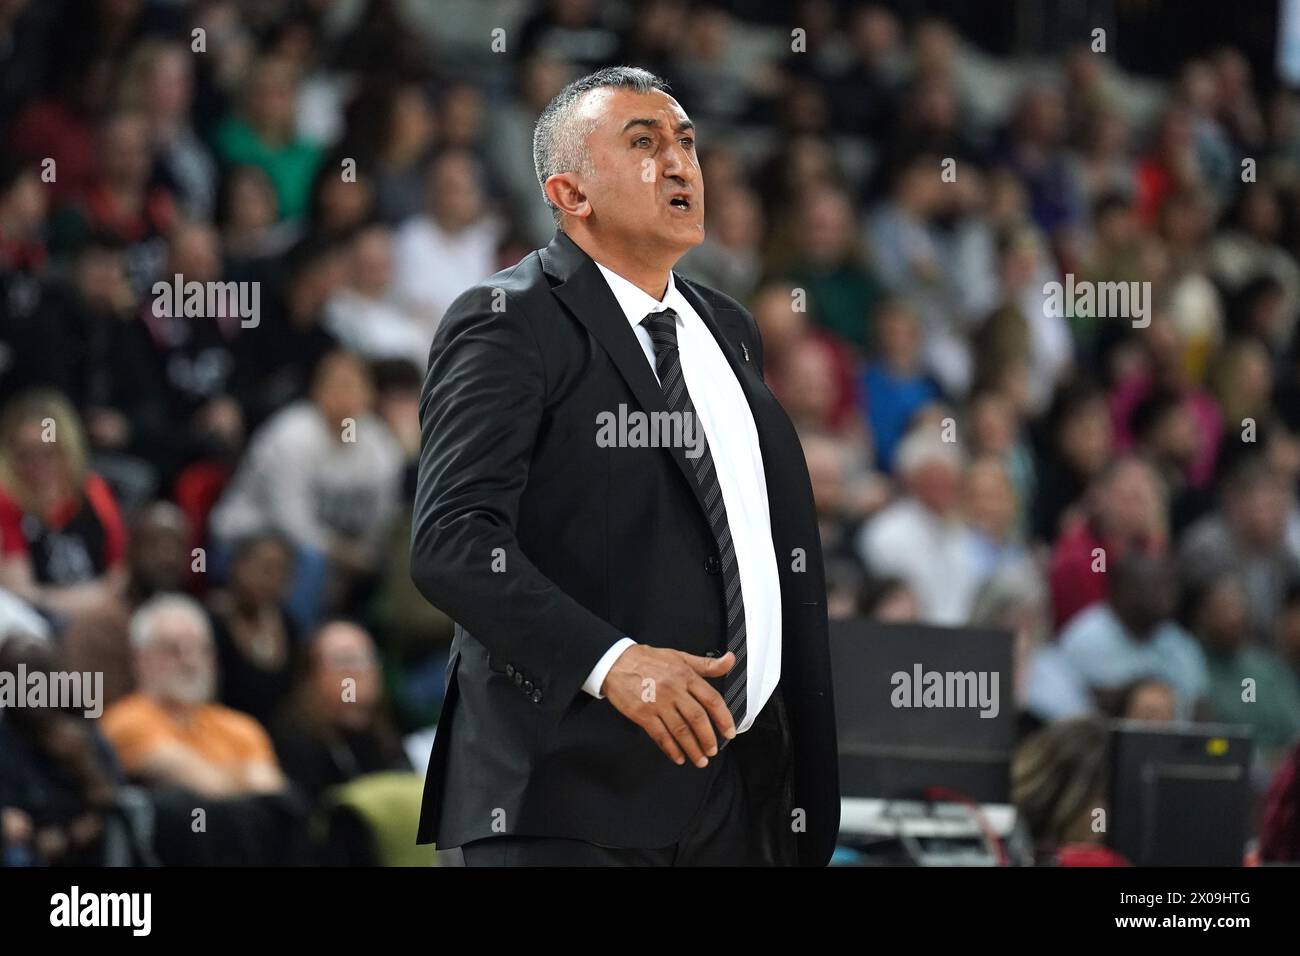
704, 554, 721, 575
514, 672, 524, 685
505, 664, 515, 677
705, 650, 718, 658
523, 680, 534, 693
531, 688, 543, 704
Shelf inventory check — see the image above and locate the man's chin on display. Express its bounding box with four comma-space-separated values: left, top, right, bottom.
665, 221, 706, 252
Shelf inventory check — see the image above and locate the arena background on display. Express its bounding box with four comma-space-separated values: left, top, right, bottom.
1, 0, 1299, 868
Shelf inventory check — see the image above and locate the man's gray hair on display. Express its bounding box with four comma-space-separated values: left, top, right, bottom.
532, 66, 669, 223
129, 592, 211, 649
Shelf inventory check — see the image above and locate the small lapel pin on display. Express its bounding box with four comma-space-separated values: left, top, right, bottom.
741, 341, 750, 362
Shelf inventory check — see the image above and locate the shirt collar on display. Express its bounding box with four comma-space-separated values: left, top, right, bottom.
594, 262, 685, 331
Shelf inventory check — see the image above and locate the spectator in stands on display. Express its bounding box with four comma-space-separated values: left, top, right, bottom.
108, 220, 245, 489
47, 110, 176, 295
0, 389, 127, 621
753, 280, 860, 431
781, 336, 871, 452
206, 530, 300, 728
679, 183, 764, 304
7, 46, 106, 205
516, 0, 620, 75
125, 500, 191, 606
856, 428, 978, 624
491, 54, 572, 246
1048, 455, 1167, 629
973, 224, 1072, 415
0, 635, 122, 866
1210, 337, 1276, 438
1011, 717, 1123, 865
365, 81, 441, 228
392, 149, 501, 339
232, 236, 344, 431
964, 454, 1028, 585
1190, 574, 1300, 767
859, 298, 941, 473
305, 148, 378, 243
1180, 457, 1300, 643
116, 39, 217, 220
101, 593, 286, 797
217, 165, 293, 282
1127, 389, 1214, 533
212, 56, 323, 222
996, 84, 1087, 238
801, 429, 887, 559
210, 350, 403, 631
323, 224, 429, 367
780, 182, 881, 353
1115, 677, 1178, 722
1108, 311, 1223, 494
270, 619, 410, 801
1058, 553, 1207, 719
967, 388, 1036, 536
1032, 381, 1115, 541
1211, 183, 1300, 350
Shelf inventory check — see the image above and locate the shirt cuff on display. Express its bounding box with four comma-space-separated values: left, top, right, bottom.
582, 637, 636, 699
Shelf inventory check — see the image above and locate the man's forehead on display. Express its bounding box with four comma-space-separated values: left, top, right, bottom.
577, 87, 690, 130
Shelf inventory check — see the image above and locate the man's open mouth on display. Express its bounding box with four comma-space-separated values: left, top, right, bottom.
668, 196, 692, 210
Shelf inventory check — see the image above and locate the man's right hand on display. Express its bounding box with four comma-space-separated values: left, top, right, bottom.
600, 645, 737, 768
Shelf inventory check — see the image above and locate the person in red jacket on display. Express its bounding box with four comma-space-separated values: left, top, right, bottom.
1048, 455, 1167, 631
0, 389, 127, 620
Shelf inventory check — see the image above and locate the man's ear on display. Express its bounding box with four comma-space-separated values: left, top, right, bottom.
544, 173, 590, 220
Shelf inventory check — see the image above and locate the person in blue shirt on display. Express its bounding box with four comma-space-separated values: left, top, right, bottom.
859, 298, 940, 473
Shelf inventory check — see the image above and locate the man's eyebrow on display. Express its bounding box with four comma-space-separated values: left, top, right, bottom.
621, 117, 696, 133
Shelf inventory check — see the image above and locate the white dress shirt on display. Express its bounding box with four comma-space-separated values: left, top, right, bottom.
580, 262, 783, 735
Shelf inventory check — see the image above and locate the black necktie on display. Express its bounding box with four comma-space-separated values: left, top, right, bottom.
640, 308, 747, 736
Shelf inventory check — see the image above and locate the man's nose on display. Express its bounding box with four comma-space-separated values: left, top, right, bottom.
660, 145, 695, 182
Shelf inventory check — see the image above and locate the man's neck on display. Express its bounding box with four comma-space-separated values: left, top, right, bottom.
155, 695, 201, 725
567, 230, 675, 300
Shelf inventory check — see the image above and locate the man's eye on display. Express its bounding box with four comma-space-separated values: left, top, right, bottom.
680, 138, 695, 149
633, 136, 652, 147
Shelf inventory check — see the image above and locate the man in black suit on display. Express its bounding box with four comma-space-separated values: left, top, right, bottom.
411, 66, 839, 865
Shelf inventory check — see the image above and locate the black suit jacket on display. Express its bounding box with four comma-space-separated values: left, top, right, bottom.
410, 231, 840, 865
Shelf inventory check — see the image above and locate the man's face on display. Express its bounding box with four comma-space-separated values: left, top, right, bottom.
130, 517, 189, 593
565, 88, 705, 254
910, 459, 962, 517
1111, 564, 1175, 639
138, 610, 216, 706
1231, 479, 1289, 550
312, 623, 380, 723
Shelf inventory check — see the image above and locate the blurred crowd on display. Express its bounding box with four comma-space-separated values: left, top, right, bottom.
2, 0, 1300, 865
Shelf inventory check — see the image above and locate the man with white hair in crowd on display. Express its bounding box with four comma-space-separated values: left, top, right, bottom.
100, 593, 285, 797
855, 426, 979, 625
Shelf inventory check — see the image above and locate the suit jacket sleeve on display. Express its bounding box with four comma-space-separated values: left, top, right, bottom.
409, 283, 625, 718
